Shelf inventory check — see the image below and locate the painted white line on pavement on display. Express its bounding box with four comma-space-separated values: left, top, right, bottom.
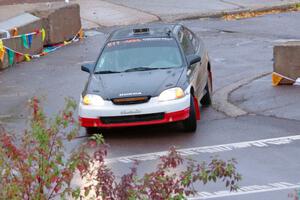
188, 182, 300, 199
106, 134, 300, 164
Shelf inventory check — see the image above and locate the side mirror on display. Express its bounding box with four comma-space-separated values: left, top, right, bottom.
187, 54, 201, 66
81, 63, 95, 73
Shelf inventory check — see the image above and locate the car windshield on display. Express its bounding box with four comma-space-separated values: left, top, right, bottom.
94, 38, 183, 73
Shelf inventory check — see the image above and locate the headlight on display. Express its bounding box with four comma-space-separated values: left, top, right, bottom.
158, 87, 185, 102
82, 94, 104, 106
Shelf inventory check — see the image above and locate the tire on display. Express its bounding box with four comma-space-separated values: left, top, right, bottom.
85, 127, 99, 135
182, 96, 197, 132
200, 74, 212, 107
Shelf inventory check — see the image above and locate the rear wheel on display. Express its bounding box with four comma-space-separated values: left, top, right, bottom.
182, 96, 197, 132
200, 73, 212, 107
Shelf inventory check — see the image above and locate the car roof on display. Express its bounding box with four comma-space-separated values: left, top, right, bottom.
109, 23, 180, 41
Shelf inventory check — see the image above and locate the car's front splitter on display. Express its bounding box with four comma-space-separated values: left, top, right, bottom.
79, 107, 190, 128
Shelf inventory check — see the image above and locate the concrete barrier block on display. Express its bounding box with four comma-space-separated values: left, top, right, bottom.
274, 41, 300, 83
31, 3, 81, 45
0, 13, 43, 69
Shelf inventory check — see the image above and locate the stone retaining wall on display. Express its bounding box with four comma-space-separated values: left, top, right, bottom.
0, 3, 81, 70
31, 3, 81, 45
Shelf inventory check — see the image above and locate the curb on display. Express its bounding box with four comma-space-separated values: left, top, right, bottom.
161, 2, 300, 22
212, 72, 271, 118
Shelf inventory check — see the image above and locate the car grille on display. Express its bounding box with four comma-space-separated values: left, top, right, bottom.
111, 96, 150, 105
100, 113, 164, 124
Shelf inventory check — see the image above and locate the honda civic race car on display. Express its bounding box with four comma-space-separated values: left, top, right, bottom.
79, 23, 212, 133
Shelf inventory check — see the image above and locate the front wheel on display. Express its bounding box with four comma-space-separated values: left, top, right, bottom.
182, 96, 197, 132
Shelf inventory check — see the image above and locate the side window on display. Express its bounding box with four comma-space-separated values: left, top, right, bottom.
191, 33, 199, 52
186, 29, 199, 53
178, 28, 195, 56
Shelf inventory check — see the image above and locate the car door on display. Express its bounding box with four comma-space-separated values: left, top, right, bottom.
178, 27, 205, 99
188, 29, 208, 100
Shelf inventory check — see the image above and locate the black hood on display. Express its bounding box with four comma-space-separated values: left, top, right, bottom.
86, 68, 185, 100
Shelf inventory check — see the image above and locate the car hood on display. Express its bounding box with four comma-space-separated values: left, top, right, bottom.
87, 68, 184, 100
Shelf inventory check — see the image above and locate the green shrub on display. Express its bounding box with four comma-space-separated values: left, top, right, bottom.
0, 98, 241, 199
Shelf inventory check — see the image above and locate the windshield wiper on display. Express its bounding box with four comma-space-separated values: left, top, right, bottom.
94, 70, 121, 74
124, 67, 169, 72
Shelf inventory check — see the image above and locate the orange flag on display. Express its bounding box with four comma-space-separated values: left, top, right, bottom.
12, 27, 18, 37
0, 49, 5, 62
79, 28, 84, 39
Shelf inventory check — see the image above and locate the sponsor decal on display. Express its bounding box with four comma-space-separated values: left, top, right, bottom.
107, 38, 173, 48
120, 109, 141, 115
142, 38, 173, 41
107, 39, 142, 47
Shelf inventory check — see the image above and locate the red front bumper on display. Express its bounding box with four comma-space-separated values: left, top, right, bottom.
79, 108, 190, 128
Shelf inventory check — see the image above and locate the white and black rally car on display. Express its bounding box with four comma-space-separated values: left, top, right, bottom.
79, 23, 212, 133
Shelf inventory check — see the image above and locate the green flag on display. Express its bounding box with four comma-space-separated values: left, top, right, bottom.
21, 34, 29, 49
6, 49, 15, 65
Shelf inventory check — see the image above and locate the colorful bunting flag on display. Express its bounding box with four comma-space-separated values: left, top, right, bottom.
41, 52, 48, 56
272, 72, 295, 86
12, 28, 18, 37
24, 54, 31, 62
272, 72, 282, 86
35, 29, 40, 35
28, 35, 33, 48
0, 39, 4, 62
0, 27, 81, 65
6, 49, 15, 65
0, 39, 4, 52
15, 52, 22, 62
32, 55, 40, 58
21, 34, 29, 49
64, 41, 71, 45
0, 50, 4, 62
0, 48, 4, 63
79, 28, 84, 39
41, 28, 46, 42
43, 47, 52, 53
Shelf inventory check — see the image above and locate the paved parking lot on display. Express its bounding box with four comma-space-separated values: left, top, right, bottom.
0, 11, 300, 199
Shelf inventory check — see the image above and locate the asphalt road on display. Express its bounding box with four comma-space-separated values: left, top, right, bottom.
1, 12, 300, 199
231, 74, 300, 120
